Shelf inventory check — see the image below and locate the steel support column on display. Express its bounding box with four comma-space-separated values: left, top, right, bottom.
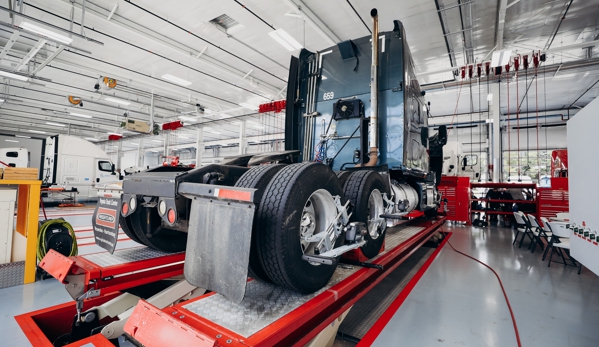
490, 81, 501, 182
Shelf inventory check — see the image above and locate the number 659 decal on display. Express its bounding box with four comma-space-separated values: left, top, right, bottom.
323, 92, 335, 100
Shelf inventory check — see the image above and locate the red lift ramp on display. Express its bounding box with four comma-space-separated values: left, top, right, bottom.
124, 217, 445, 347
39, 246, 185, 299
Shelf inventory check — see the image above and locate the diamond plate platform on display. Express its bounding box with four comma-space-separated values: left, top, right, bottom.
184, 266, 358, 337
182, 224, 430, 338
0, 261, 24, 289
82, 247, 182, 267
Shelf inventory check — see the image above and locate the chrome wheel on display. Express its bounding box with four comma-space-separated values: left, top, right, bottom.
299, 189, 338, 264
367, 189, 385, 239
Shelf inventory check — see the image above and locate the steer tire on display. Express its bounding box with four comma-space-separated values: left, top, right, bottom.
343, 170, 387, 259
256, 162, 344, 293
234, 164, 286, 282
120, 216, 143, 244
129, 201, 187, 253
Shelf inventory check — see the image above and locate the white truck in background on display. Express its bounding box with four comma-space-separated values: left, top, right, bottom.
442, 141, 487, 181
2, 135, 120, 201
0, 148, 29, 168
41, 135, 120, 200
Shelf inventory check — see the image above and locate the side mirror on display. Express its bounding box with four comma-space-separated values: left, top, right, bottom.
111, 163, 116, 173
421, 127, 429, 147
438, 125, 447, 143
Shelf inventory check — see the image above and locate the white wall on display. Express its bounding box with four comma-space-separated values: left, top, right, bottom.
0, 135, 44, 169
567, 96, 599, 276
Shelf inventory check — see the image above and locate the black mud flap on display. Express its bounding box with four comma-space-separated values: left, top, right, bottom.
179, 183, 256, 304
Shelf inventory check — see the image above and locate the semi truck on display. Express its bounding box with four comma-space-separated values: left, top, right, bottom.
1, 135, 119, 201
100, 9, 447, 303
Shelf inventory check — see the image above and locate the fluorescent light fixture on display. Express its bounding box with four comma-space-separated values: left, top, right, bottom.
178, 136, 189, 139
46, 122, 66, 127
151, 140, 162, 143
490, 50, 512, 68
162, 74, 192, 86
486, 119, 494, 123
15, 135, 30, 138
0, 70, 28, 81
70, 112, 93, 119
487, 93, 493, 102
105, 97, 131, 105
268, 29, 302, 51
21, 22, 73, 44
0, 99, 4, 102
5, 139, 18, 143
240, 103, 258, 111
29, 130, 46, 134
85, 137, 99, 142
284, 12, 302, 18
130, 143, 139, 146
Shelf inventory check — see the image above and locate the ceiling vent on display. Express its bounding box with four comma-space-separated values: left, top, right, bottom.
209, 14, 243, 34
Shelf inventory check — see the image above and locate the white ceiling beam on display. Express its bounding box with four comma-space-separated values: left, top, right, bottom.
495, 0, 508, 50
32, 45, 65, 75
0, 31, 20, 61
281, 0, 340, 46
14, 39, 47, 71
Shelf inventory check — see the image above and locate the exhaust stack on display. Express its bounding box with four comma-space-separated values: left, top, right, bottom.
364, 8, 379, 167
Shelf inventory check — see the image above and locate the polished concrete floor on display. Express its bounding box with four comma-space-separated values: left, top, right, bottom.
2, 211, 599, 346
372, 223, 599, 347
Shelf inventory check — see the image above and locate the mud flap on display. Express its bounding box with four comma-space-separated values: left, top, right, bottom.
179, 183, 255, 304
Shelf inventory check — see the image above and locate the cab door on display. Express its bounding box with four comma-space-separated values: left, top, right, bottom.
96, 159, 119, 184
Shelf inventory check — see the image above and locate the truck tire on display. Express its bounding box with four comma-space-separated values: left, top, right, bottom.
129, 201, 187, 253
234, 164, 286, 282
256, 162, 344, 293
335, 170, 352, 188
120, 216, 142, 244
343, 170, 387, 259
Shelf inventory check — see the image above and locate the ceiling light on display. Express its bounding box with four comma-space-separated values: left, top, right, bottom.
0, 70, 29, 81
130, 143, 139, 146
15, 135, 30, 138
29, 130, 46, 134
162, 74, 192, 86
70, 112, 93, 118
268, 29, 302, 51
21, 22, 73, 45
490, 50, 512, 68
5, 139, 18, 143
46, 122, 65, 127
0, 99, 4, 102
151, 140, 162, 143
85, 137, 99, 142
105, 97, 131, 105
240, 103, 258, 111
178, 136, 189, 139
284, 12, 302, 18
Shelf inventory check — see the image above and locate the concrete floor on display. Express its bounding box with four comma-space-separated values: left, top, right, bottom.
372, 223, 599, 347
2, 210, 599, 346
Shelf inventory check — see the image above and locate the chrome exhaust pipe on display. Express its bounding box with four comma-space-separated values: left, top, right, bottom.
364, 8, 379, 167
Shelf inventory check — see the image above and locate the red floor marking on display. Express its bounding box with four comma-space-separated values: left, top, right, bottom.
357, 232, 453, 346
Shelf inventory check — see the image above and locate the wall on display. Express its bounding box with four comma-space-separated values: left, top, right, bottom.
567, 96, 599, 276
0, 135, 44, 169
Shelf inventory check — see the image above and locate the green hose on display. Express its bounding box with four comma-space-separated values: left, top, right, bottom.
37, 219, 78, 261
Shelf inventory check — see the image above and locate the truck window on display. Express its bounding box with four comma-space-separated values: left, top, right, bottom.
98, 161, 113, 172
6, 151, 19, 157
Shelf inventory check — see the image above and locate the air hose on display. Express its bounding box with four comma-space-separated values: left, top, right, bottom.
37, 219, 78, 261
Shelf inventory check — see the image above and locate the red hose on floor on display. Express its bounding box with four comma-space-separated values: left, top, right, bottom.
445, 237, 522, 347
